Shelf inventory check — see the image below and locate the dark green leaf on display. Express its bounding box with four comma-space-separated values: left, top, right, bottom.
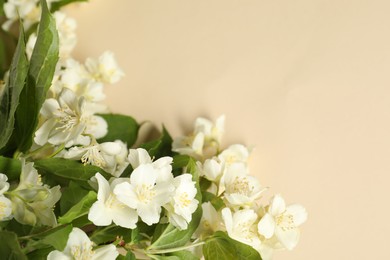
0, 231, 27, 260
14, 0, 59, 152
149, 159, 202, 250
0, 156, 21, 181
97, 114, 139, 147
58, 191, 96, 224
172, 155, 191, 170
90, 225, 132, 245
51, 0, 88, 12
41, 224, 72, 251
0, 0, 4, 16
26, 247, 53, 260
60, 181, 90, 215
140, 126, 173, 159
203, 231, 261, 260
0, 24, 28, 151
34, 158, 110, 184
199, 177, 212, 191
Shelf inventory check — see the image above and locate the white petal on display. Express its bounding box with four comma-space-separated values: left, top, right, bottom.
130, 164, 157, 186
41, 99, 60, 118
275, 227, 300, 250
100, 142, 121, 155
113, 182, 138, 208
92, 244, 119, 260
47, 250, 72, 260
64, 228, 91, 254
221, 207, 233, 234
85, 116, 108, 139
285, 204, 308, 227
94, 173, 110, 202
88, 201, 112, 226
34, 118, 57, 146
258, 213, 276, 239
112, 206, 138, 229
137, 204, 161, 226
269, 194, 286, 216
128, 148, 152, 168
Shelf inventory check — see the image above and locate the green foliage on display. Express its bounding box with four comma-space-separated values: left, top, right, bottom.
169, 250, 199, 260
203, 231, 262, 260
0, 231, 27, 260
0, 24, 28, 151
90, 225, 133, 245
98, 114, 139, 147
58, 191, 97, 224
117, 251, 137, 260
13, 0, 59, 152
149, 158, 202, 250
35, 158, 110, 185
0, 156, 21, 181
41, 224, 73, 251
51, 0, 89, 12
60, 181, 90, 215
140, 126, 173, 159
201, 191, 225, 211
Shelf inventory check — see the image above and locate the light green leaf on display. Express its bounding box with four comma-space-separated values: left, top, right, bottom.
0, 156, 21, 181
149, 159, 202, 250
97, 114, 139, 147
169, 250, 199, 260
117, 251, 136, 260
203, 231, 262, 260
58, 191, 96, 224
0, 24, 28, 151
14, 0, 59, 152
201, 191, 225, 211
50, 0, 88, 12
34, 158, 110, 184
41, 224, 72, 251
0, 231, 27, 260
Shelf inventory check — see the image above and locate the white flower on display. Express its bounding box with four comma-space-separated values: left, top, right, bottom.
2, 0, 41, 31
88, 173, 137, 228
34, 88, 88, 147
194, 114, 225, 145
222, 207, 261, 249
164, 174, 199, 230
63, 141, 121, 175
220, 163, 265, 207
128, 148, 173, 182
218, 144, 250, 166
113, 164, 174, 226
54, 11, 77, 59
0, 174, 12, 221
257, 194, 308, 250
110, 140, 130, 177
85, 51, 124, 84
194, 202, 222, 239
11, 162, 61, 226
172, 133, 204, 159
47, 227, 119, 260
197, 158, 223, 182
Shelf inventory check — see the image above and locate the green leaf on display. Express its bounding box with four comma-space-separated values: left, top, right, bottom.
0, 24, 28, 151
140, 126, 173, 159
0, 0, 4, 16
60, 181, 90, 215
0, 156, 21, 181
0, 231, 27, 260
149, 159, 202, 250
201, 191, 225, 211
14, 0, 59, 152
41, 224, 72, 251
58, 191, 97, 224
117, 251, 136, 260
34, 158, 110, 184
169, 250, 199, 260
97, 114, 139, 147
203, 231, 261, 260
50, 0, 88, 12
150, 256, 180, 260
26, 247, 53, 260
90, 225, 133, 245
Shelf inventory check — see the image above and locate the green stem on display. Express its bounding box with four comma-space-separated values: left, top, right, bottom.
146, 241, 205, 255
48, 143, 65, 158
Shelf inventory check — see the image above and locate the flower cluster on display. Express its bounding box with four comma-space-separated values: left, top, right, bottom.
0, 1, 307, 259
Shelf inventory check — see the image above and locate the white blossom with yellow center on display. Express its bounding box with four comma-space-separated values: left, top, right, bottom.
257, 194, 308, 250
88, 173, 137, 229
113, 164, 174, 226
47, 227, 119, 260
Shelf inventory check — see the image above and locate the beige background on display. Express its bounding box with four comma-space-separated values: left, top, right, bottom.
67, 0, 390, 259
